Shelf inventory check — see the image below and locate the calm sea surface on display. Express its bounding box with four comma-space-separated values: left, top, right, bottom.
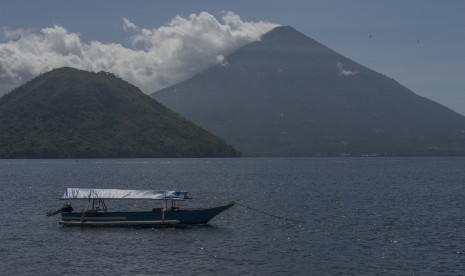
1, 157, 464, 275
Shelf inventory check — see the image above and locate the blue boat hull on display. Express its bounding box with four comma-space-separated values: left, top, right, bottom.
59, 202, 235, 227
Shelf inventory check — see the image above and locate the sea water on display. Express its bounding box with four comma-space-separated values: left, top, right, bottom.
1, 157, 464, 275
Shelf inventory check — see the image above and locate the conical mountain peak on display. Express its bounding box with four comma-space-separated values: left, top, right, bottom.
154, 27, 465, 156
261, 26, 304, 40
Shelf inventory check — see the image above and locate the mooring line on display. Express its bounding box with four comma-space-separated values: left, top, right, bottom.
234, 201, 306, 224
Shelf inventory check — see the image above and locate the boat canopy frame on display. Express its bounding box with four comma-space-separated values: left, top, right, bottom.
60, 188, 190, 220
60, 188, 190, 201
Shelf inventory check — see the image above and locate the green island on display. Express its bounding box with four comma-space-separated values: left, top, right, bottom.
0, 67, 240, 158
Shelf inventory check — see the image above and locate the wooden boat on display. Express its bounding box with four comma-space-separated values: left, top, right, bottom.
47, 188, 234, 227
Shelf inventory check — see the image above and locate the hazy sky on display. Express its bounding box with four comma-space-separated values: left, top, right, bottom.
1, 0, 464, 115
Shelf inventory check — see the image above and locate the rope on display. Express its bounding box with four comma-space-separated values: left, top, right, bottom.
234, 201, 306, 224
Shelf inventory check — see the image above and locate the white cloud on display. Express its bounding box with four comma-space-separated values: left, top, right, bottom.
216, 55, 229, 68
0, 12, 278, 96
122, 17, 139, 32
337, 62, 358, 77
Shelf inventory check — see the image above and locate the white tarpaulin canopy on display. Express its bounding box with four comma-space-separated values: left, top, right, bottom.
61, 188, 189, 200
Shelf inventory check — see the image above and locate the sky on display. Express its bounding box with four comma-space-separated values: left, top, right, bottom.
1, 0, 464, 115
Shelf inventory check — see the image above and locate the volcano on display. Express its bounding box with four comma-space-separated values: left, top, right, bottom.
153, 26, 465, 156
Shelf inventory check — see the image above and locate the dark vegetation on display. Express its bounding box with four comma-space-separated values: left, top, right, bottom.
153, 26, 465, 156
0, 67, 239, 158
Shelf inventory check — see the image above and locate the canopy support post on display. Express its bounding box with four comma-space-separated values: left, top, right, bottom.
80, 199, 91, 224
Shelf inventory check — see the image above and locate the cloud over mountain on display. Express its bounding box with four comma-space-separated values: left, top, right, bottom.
0, 11, 277, 95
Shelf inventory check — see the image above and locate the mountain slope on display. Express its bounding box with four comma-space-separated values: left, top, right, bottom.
0, 67, 239, 158
153, 26, 465, 156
